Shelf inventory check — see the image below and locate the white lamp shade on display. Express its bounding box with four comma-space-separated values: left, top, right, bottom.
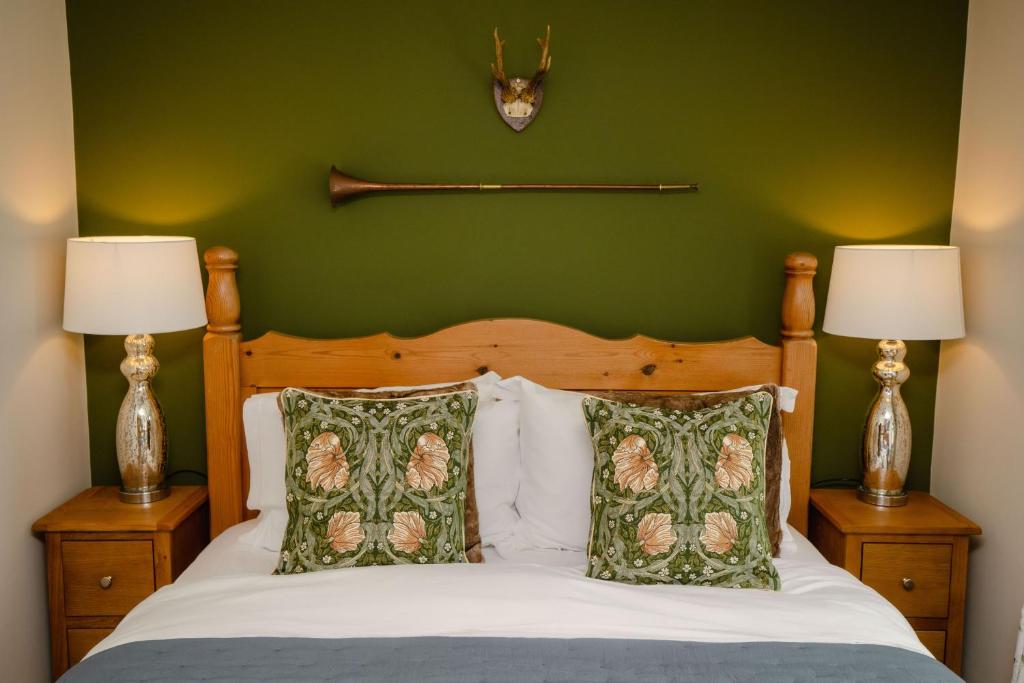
63, 236, 208, 335
823, 245, 965, 341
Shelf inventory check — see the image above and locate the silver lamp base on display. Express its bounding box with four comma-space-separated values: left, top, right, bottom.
859, 339, 911, 508
119, 483, 170, 504
115, 334, 170, 505
858, 486, 908, 507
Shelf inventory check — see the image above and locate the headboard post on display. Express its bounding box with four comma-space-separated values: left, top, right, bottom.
780, 252, 818, 534
203, 246, 244, 538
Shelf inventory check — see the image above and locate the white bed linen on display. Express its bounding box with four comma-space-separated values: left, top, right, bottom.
88, 519, 929, 660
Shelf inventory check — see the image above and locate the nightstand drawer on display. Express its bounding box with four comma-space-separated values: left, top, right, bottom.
67, 628, 114, 666
916, 630, 946, 660
861, 543, 951, 618
62, 540, 155, 616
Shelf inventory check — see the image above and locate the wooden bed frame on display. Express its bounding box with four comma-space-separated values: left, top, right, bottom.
202, 248, 818, 538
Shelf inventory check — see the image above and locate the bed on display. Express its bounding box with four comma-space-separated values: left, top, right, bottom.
60, 249, 959, 682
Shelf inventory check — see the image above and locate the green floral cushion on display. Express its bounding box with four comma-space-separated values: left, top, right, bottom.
274, 386, 478, 574
582, 391, 780, 590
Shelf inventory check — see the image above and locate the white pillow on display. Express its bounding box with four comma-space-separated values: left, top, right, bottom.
780, 440, 793, 542
238, 508, 288, 551
510, 378, 798, 553
511, 378, 595, 551
238, 372, 521, 551
471, 377, 522, 547
242, 392, 289, 514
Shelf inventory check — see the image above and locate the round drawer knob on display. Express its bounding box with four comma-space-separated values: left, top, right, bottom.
99, 575, 114, 590
901, 577, 915, 591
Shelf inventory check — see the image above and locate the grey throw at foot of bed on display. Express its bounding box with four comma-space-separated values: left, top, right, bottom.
60, 637, 961, 683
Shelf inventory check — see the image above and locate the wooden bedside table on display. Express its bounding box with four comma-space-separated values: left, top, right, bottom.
33, 485, 208, 679
808, 488, 980, 674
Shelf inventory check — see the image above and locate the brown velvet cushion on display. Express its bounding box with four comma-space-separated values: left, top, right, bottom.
299, 382, 483, 563
593, 385, 784, 557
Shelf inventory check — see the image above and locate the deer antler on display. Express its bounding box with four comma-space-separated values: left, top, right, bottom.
491, 27, 517, 104
523, 25, 552, 103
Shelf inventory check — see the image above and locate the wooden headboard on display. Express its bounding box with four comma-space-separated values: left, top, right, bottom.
202, 249, 818, 538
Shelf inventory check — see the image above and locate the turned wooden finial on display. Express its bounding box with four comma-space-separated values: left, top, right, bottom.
204, 246, 240, 333
781, 252, 817, 339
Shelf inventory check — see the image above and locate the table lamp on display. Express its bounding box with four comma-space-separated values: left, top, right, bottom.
823, 245, 964, 507
63, 236, 208, 503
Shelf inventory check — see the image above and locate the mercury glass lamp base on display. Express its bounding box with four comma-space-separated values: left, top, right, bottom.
115, 334, 170, 505
857, 486, 908, 507
859, 339, 913, 509
119, 483, 171, 504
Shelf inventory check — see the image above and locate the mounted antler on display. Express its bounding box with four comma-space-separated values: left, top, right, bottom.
490, 25, 553, 131
491, 28, 514, 103
523, 25, 552, 103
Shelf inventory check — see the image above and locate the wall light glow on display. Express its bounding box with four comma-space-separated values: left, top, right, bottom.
76, 144, 258, 226
0, 138, 77, 224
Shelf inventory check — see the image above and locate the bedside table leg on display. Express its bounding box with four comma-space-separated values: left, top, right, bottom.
946, 537, 970, 674
45, 533, 68, 680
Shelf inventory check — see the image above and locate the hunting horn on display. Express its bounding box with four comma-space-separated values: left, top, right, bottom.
328, 166, 698, 206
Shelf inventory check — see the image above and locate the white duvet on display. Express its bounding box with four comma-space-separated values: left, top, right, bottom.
90, 520, 929, 659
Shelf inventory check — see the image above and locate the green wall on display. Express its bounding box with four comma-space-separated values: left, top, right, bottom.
66, 1, 967, 490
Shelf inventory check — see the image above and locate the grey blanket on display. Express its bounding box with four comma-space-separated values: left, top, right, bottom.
60, 637, 961, 682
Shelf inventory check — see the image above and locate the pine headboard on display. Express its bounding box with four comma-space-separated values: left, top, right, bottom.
201, 249, 818, 538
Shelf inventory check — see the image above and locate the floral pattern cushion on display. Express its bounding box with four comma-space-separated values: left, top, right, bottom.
274, 385, 478, 574
592, 386, 786, 557
583, 391, 780, 590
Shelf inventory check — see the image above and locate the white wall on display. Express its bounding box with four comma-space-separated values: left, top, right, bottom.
0, 1, 91, 680
931, 1, 1024, 681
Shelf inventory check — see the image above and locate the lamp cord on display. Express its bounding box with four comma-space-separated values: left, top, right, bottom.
167, 468, 208, 482
811, 477, 860, 489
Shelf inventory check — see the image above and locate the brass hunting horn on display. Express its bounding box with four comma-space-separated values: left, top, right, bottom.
328, 167, 699, 206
